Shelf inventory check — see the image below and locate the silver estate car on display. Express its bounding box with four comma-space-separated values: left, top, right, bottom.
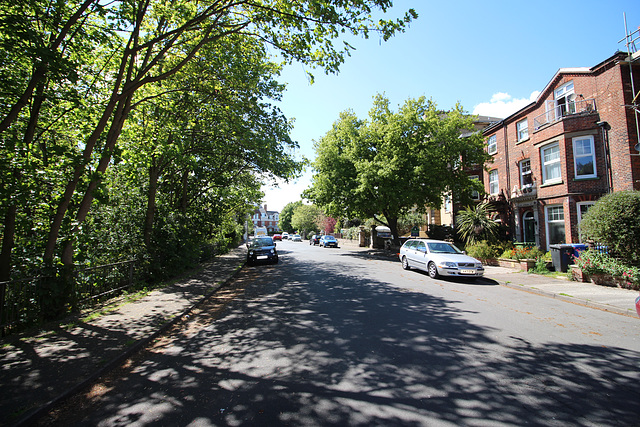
399, 239, 484, 279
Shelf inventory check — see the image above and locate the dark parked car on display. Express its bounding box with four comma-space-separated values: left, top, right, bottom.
246, 236, 278, 266
310, 234, 322, 245
319, 235, 338, 248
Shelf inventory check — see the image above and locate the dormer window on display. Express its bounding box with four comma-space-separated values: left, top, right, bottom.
554, 81, 576, 116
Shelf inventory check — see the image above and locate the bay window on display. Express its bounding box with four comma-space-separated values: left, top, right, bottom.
489, 169, 499, 195
573, 135, 596, 179
546, 205, 565, 246
542, 142, 561, 184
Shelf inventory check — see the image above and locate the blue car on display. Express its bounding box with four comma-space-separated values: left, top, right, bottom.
319, 235, 339, 248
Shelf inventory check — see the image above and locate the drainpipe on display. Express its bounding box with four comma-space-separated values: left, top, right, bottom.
503, 124, 511, 239
597, 121, 613, 193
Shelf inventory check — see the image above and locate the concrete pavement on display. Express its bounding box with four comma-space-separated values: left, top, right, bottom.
0, 242, 638, 426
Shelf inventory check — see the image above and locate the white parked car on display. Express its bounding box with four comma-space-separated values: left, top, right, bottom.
291, 234, 302, 242
399, 239, 484, 279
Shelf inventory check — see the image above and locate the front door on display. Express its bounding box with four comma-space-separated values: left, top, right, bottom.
523, 211, 535, 244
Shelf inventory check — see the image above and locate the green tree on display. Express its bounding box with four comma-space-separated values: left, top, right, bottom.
579, 190, 640, 265
305, 94, 491, 245
455, 201, 499, 246
291, 204, 321, 237
1, 0, 416, 281
279, 201, 303, 233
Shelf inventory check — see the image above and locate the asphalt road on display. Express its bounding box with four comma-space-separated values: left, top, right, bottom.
43, 240, 640, 426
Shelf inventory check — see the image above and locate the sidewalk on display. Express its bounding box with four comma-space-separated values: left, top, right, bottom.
0, 247, 246, 427
1, 243, 638, 426
340, 239, 640, 318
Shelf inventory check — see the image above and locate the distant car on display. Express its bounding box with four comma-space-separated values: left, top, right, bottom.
399, 239, 484, 279
319, 235, 338, 248
282, 232, 289, 240
246, 236, 278, 266
291, 234, 302, 242
272, 234, 282, 241
309, 234, 322, 245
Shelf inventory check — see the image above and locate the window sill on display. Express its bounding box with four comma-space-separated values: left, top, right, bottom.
540, 180, 563, 188
516, 137, 530, 145
573, 176, 599, 181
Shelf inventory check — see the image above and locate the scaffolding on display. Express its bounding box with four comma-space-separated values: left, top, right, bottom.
619, 13, 640, 151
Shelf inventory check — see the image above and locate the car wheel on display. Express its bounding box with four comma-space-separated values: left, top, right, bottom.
272, 257, 279, 264
401, 256, 410, 270
247, 259, 254, 267
428, 262, 439, 279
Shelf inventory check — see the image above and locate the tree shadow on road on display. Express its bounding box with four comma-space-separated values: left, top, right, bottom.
41, 257, 640, 426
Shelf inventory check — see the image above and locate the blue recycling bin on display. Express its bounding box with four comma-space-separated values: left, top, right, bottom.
568, 243, 588, 260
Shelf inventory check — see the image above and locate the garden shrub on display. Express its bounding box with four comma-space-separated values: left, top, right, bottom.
499, 245, 545, 261
575, 249, 640, 289
465, 240, 501, 260
579, 190, 640, 265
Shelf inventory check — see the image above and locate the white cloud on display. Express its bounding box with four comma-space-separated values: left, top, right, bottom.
472, 91, 541, 119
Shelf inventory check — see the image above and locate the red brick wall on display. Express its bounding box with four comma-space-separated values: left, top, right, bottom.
480, 54, 640, 250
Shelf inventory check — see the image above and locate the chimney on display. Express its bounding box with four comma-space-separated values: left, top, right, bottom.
264, 204, 267, 211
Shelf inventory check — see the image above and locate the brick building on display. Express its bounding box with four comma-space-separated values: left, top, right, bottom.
251, 204, 280, 234
481, 51, 640, 250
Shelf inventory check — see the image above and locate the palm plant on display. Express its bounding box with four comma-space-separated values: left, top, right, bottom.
456, 201, 499, 246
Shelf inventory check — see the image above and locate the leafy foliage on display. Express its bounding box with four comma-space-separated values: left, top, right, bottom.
464, 240, 501, 260
579, 190, 640, 265
456, 201, 499, 245
291, 204, 321, 236
279, 201, 303, 233
1, 0, 415, 282
499, 246, 545, 261
305, 94, 491, 244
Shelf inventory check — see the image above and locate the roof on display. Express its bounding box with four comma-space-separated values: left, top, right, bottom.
482, 51, 629, 135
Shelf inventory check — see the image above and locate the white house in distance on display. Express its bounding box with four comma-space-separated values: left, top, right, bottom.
251, 204, 280, 234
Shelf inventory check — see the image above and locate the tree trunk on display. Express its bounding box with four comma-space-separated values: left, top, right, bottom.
61, 95, 132, 266
386, 216, 401, 247
43, 94, 121, 263
0, 0, 96, 134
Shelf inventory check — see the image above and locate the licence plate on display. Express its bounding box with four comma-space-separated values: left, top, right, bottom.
460, 269, 475, 275
257, 255, 268, 260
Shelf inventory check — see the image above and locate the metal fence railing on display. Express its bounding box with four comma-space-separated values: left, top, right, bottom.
0, 260, 137, 336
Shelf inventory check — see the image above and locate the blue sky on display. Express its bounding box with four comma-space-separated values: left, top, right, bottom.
262, 0, 639, 212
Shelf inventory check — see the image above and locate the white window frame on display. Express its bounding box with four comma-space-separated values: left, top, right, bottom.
517, 119, 529, 142
487, 134, 497, 155
545, 205, 565, 247
577, 201, 595, 242
554, 81, 576, 116
573, 135, 597, 179
444, 194, 452, 213
469, 175, 480, 200
519, 159, 533, 188
541, 142, 562, 185
489, 169, 499, 195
